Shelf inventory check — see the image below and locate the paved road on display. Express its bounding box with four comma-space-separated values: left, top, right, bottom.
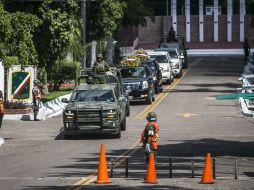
1, 56, 254, 190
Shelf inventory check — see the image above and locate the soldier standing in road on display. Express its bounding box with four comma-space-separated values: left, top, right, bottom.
0, 90, 4, 129
140, 112, 160, 165
92, 54, 110, 84
243, 38, 250, 60
32, 80, 42, 121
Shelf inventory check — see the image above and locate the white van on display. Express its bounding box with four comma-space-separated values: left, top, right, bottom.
146, 51, 174, 84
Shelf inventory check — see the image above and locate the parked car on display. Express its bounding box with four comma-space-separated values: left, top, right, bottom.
147, 51, 174, 84
120, 65, 155, 104
155, 48, 183, 78
141, 58, 163, 93
61, 70, 128, 139
160, 42, 187, 68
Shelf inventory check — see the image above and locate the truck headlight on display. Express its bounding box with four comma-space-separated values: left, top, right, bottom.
64, 110, 75, 120
105, 109, 117, 118
142, 81, 149, 89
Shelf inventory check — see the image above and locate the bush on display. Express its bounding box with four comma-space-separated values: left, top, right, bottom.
3, 101, 29, 109
48, 60, 81, 91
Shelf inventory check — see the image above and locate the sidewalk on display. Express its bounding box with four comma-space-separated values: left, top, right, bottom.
137, 41, 254, 56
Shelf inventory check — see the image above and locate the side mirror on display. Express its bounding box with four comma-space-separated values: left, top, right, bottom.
61, 98, 69, 103
119, 96, 126, 102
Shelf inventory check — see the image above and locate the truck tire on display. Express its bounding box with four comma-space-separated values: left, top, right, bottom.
146, 92, 152, 105
121, 117, 126, 131
113, 127, 121, 138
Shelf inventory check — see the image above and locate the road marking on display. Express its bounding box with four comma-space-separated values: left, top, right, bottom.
177, 113, 197, 118
69, 58, 204, 189
136, 58, 203, 120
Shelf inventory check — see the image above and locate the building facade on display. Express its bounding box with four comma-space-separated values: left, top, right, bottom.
118, 0, 254, 49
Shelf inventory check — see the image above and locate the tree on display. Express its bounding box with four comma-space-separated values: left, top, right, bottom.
33, 0, 80, 89
0, 3, 42, 67
87, 0, 126, 41
121, 0, 154, 27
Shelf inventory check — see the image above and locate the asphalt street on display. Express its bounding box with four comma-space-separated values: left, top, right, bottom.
0, 56, 254, 190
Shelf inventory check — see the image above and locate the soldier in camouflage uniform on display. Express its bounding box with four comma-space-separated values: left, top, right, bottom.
32, 79, 42, 121
92, 54, 110, 84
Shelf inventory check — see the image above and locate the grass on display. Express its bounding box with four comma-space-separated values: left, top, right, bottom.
41, 86, 74, 103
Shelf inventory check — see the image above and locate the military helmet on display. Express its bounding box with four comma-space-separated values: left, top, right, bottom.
147, 112, 157, 122
97, 54, 103, 58
33, 79, 40, 85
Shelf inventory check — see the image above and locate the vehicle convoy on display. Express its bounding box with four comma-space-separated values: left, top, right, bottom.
146, 51, 174, 84
160, 42, 188, 68
155, 48, 183, 78
61, 69, 128, 139
141, 58, 163, 93
120, 56, 155, 105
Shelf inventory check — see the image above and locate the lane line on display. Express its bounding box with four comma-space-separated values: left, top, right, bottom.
137, 58, 203, 119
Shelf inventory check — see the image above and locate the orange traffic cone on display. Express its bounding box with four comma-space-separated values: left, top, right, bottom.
144, 152, 157, 183
200, 153, 214, 184
96, 144, 111, 184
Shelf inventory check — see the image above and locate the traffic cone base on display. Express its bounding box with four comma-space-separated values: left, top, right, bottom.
144, 152, 157, 183
200, 153, 214, 184
96, 144, 111, 184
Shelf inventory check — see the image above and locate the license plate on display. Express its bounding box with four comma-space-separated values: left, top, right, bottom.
129, 96, 133, 100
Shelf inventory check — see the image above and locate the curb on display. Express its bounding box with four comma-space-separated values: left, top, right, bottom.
3, 93, 71, 121
187, 48, 254, 56
239, 98, 254, 117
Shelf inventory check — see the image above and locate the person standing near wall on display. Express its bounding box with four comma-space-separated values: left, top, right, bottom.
243, 38, 250, 60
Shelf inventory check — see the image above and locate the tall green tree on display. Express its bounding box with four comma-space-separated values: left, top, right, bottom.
121, 0, 154, 27
87, 0, 126, 41
0, 3, 41, 67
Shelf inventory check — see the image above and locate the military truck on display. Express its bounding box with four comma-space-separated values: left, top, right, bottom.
61, 69, 128, 139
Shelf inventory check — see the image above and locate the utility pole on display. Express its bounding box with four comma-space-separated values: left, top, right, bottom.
81, 0, 87, 68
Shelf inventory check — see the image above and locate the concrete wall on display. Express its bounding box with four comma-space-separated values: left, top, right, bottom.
136, 15, 254, 45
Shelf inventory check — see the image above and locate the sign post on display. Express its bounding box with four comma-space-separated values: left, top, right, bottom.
7, 65, 36, 103
0, 62, 4, 99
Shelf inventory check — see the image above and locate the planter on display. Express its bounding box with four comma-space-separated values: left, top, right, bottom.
4, 108, 33, 114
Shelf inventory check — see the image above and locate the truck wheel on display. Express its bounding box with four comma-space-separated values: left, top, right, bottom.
113, 128, 121, 138
166, 79, 171, 85
155, 85, 160, 94
121, 117, 126, 131
126, 105, 130, 117
146, 93, 152, 105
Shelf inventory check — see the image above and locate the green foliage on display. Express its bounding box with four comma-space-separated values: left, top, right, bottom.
2, 56, 18, 68
0, 3, 42, 66
88, 0, 126, 40
58, 60, 81, 81
35, 0, 79, 70
48, 60, 81, 91
41, 87, 74, 103
122, 0, 154, 27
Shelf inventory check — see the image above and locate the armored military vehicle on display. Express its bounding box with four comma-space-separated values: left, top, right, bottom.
61, 68, 128, 139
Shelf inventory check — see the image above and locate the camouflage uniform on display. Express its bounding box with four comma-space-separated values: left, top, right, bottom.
92, 54, 110, 84
32, 80, 42, 121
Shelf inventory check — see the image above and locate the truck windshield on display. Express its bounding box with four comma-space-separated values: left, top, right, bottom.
71, 90, 115, 102
168, 50, 178, 58
149, 55, 168, 63
121, 67, 146, 78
